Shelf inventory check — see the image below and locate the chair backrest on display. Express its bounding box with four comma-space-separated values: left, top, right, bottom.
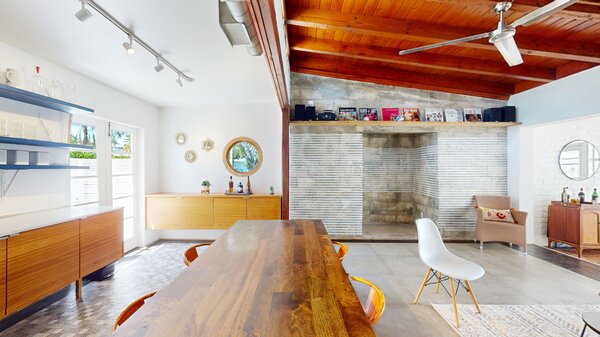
183, 243, 211, 267
350, 276, 385, 325
332, 241, 348, 261
112, 291, 156, 331
415, 218, 450, 267
474, 195, 511, 209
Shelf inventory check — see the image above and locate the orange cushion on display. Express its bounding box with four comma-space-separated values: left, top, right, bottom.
480, 207, 516, 223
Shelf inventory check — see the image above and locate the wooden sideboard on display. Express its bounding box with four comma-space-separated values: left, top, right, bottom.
548, 201, 600, 257
0, 207, 123, 318
146, 194, 282, 230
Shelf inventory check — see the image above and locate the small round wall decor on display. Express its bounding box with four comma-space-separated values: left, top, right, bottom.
175, 132, 186, 145
184, 150, 197, 163
202, 138, 215, 152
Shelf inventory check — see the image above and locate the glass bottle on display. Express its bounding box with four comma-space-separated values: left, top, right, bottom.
237, 182, 244, 194
565, 187, 570, 203
31, 66, 45, 95
228, 176, 234, 193
592, 188, 599, 205
561, 187, 567, 203
578, 188, 585, 204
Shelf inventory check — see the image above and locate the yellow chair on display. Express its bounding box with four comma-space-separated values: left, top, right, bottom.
112, 291, 156, 331
183, 243, 211, 267
332, 240, 349, 261
350, 276, 385, 325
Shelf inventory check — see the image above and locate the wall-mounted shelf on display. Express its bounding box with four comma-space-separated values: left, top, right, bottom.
0, 165, 89, 170
0, 136, 94, 150
0, 83, 94, 115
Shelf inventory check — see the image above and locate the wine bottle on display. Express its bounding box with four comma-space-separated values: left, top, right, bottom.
228, 176, 234, 193
561, 187, 567, 203
578, 188, 585, 203
592, 188, 599, 205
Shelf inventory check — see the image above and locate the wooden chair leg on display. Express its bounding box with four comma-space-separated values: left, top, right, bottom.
413, 268, 432, 304
465, 280, 481, 314
436, 272, 443, 294
449, 278, 460, 328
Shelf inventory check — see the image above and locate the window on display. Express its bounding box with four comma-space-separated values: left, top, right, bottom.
70, 123, 99, 206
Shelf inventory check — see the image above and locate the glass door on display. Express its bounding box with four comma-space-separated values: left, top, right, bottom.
109, 123, 138, 252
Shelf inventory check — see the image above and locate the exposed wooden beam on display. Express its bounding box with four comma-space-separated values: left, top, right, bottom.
290, 37, 555, 82
286, 7, 600, 63
290, 54, 515, 100
426, 0, 600, 20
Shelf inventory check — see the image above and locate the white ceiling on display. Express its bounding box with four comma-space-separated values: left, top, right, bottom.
0, 0, 278, 108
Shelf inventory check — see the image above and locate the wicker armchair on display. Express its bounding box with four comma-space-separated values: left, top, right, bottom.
474, 195, 527, 253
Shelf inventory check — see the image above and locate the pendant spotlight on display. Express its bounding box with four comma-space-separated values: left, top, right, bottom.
153, 57, 164, 73
122, 35, 135, 54
74, 0, 193, 86
75, 0, 93, 22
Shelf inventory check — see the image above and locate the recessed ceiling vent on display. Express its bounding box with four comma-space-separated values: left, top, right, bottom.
219, 0, 263, 56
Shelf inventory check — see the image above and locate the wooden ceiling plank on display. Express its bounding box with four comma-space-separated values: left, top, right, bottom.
286, 7, 600, 63
290, 37, 555, 82
555, 62, 599, 78
290, 54, 514, 99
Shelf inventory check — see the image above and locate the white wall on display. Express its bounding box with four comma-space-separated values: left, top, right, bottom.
507, 66, 600, 243
157, 103, 282, 239
0, 40, 161, 246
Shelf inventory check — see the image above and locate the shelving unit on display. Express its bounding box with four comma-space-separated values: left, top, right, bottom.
0, 165, 89, 170
0, 83, 94, 115
0, 136, 93, 150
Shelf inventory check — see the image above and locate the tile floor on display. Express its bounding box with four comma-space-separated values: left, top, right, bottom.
1, 241, 599, 337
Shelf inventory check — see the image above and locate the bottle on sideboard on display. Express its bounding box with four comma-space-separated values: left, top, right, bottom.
237, 182, 244, 194
228, 176, 234, 193
578, 188, 585, 203
565, 187, 570, 203
592, 188, 599, 205
561, 187, 568, 203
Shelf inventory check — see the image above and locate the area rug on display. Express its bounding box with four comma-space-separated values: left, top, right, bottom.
432, 304, 600, 337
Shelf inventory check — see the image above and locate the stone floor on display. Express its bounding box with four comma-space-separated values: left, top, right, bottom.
1, 241, 600, 337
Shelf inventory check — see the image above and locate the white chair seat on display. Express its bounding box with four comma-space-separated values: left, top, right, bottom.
427, 253, 485, 281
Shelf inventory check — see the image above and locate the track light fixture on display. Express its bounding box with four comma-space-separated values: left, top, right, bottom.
75, 0, 92, 22
153, 57, 164, 73
75, 0, 193, 85
122, 35, 135, 54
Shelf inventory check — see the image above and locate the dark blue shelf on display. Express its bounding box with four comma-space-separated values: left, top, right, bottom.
0, 136, 93, 150
0, 165, 89, 170
0, 83, 94, 114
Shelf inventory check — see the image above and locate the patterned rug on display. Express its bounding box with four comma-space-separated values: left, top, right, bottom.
433, 304, 600, 337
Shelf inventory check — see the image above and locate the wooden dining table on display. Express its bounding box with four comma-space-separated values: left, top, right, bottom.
113, 219, 375, 337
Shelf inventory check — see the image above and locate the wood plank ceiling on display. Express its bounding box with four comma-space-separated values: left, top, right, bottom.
283, 0, 600, 99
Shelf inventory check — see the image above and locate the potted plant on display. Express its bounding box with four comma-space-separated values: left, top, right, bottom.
201, 180, 211, 194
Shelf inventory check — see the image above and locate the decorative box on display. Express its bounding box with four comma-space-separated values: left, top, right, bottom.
7, 150, 29, 165
29, 151, 50, 165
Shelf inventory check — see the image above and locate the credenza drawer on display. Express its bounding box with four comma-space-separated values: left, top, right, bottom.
146, 197, 214, 229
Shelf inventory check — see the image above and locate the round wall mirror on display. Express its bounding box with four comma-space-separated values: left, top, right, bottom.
559, 140, 600, 181
223, 137, 262, 176
175, 132, 186, 145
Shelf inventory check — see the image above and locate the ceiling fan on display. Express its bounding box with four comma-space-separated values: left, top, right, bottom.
398, 0, 579, 67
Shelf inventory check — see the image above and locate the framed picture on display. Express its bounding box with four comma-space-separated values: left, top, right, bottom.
464, 108, 482, 122
359, 108, 378, 121
425, 108, 444, 122
382, 108, 400, 121
338, 107, 357, 121
444, 108, 464, 122
401, 108, 420, 121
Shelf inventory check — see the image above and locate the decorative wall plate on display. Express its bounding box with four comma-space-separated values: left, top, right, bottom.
185, 150, 197, 163
202, 138, 214, 152
175, 132, 186, 145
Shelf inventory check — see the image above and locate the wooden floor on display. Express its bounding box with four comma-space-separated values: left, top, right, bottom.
527, 244, 600, 283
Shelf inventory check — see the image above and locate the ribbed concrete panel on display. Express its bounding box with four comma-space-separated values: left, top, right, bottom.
363, 148, 414, 192
289, 133, 363, 236
414, 145, 439, 198
437, 133, 507, 230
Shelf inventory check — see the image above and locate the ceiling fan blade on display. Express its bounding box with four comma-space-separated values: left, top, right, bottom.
399, 32, 491, 55
493, 36, 524, 67
510, 0, 579, 27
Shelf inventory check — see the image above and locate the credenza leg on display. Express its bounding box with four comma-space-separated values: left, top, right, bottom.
76, 278, 83, 301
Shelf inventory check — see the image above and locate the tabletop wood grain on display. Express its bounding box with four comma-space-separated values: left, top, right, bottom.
113, 219, 375, 337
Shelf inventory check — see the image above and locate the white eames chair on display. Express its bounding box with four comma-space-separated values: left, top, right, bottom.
413, 218, 485, 328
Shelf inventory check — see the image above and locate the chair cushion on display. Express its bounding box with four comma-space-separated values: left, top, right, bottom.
480, 207, 515, 223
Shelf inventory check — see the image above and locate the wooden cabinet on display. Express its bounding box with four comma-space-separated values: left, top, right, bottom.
80, 209, 124, 277
548, 201, 600, 257
146, 194, 282, 230
146, 196, 213, 229
0, 237, 6, 317
6, 220, 80, 314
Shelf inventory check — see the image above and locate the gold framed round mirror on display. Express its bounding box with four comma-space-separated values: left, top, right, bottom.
223, 137, 262, 176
